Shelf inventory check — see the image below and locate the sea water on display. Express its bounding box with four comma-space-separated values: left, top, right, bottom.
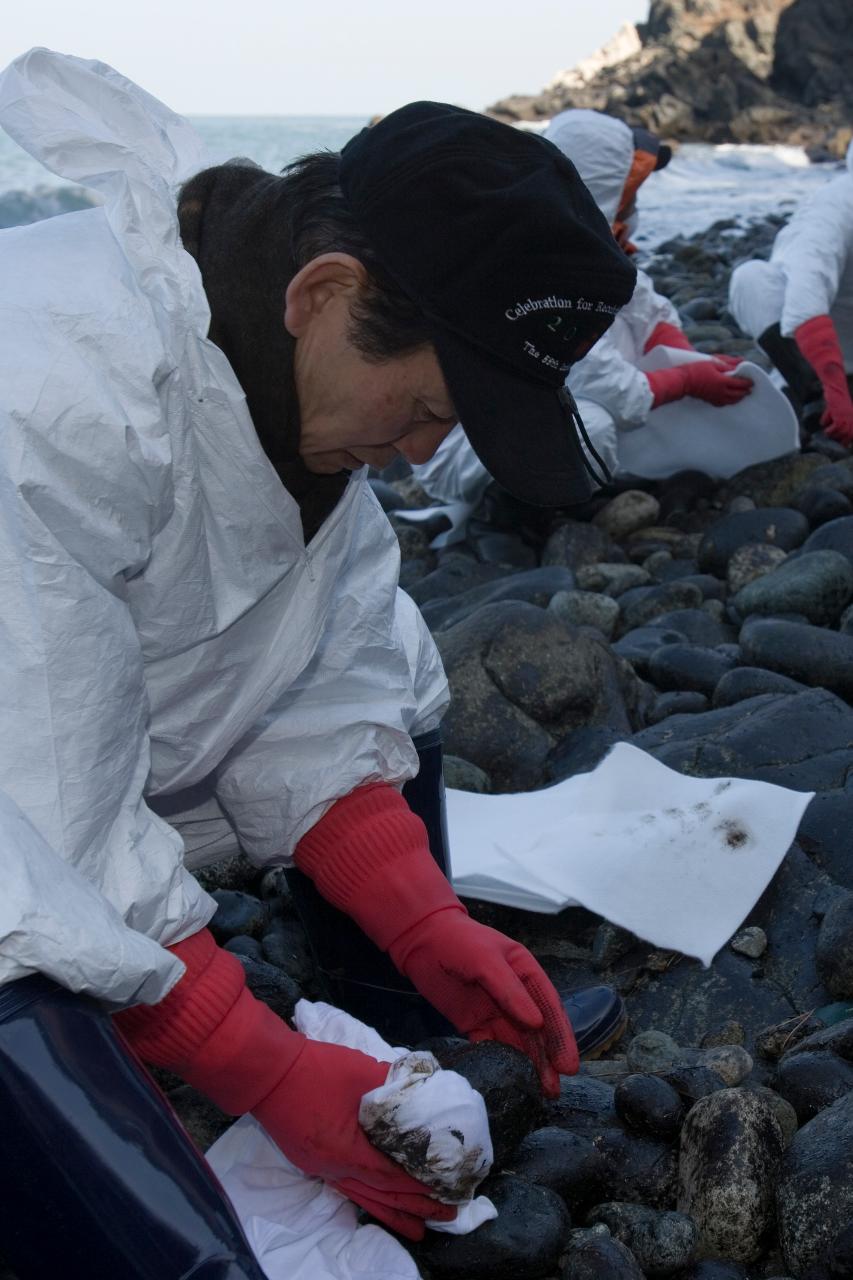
0, 113, 843, 251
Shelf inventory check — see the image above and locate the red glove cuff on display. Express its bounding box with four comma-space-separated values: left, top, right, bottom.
644, 321, 693, 353
294, 783, 463, 952
794, 315, 849, 386
114, 928, 305, 1114
646, 366, 689, 408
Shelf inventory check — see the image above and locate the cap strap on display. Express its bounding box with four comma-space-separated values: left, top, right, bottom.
558, 386, 612, 489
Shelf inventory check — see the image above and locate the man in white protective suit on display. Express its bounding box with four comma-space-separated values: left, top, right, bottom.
412, 108, 754, 517
729, 140, 853, 448
0, 51, 637, 1280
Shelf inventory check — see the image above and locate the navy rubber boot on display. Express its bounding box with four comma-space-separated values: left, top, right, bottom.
286, 725, 455, 1045
0, 976, 267, 1280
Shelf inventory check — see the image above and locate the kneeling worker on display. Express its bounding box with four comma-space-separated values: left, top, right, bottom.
0, 51, 635, 1278
729, 141, 853, 447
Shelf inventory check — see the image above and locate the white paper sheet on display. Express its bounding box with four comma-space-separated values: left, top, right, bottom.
448, 742, 813, 966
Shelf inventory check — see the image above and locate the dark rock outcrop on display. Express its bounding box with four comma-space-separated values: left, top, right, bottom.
487, 0, 852, 157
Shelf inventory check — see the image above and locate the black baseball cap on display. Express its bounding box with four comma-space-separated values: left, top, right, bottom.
340, 101, 637, 506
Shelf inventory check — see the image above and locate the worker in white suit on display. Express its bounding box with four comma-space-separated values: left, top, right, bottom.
0, 52, 636, 1278
729, 141, 853, 447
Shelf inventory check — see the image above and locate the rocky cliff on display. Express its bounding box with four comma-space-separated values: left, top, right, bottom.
488, 0, 853, 158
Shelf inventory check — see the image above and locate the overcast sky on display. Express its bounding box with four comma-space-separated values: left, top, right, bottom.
1, 0, 647, 116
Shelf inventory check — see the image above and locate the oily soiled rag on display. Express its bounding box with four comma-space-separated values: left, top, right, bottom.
205, 1000, 497, 1280
358, 1050, 492, 1204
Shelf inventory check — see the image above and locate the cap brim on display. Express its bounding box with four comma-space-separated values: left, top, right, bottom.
432, 327, 597, 507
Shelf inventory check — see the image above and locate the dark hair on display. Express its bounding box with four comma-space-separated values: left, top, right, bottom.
282, 150, 432, 361
176, 148, 431, 539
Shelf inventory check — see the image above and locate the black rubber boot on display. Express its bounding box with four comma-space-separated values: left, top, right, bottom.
758, 322, 824, 420
0, 976, 267, 1280
286, 726, 455, 1045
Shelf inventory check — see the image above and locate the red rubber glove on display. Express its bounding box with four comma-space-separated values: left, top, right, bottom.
644, 321, 694, 353
115, 929, 455, 1241
646, 361, 753, 409
295, 784, 579, 1097
795, 314, 853, 446
644, 322, 743, 371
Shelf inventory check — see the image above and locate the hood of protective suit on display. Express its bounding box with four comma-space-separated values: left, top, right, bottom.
544, 109, 634, 225
847, 139, 853, 178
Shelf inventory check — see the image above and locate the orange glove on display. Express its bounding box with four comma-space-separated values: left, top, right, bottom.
795, 315, 853, 446
647, 361, 753, 408
295, 784, 579, 1097
115, 930, 455, 1241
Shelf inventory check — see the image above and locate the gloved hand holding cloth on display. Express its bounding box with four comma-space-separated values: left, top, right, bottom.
294, 783, 579, 1097
794, 313, 853, 445
647, 359, 754, 408
115, 929, 456, 1241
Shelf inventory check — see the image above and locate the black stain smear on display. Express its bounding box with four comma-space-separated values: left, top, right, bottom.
714, 819, 751, 850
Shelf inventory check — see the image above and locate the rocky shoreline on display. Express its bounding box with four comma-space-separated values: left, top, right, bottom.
488, 0, 853, 161
4, 213, 853, 1279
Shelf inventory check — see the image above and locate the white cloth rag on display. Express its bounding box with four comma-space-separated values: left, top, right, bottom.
448, 742, 813, 967
617, 347, 800, 480
205, 1000, 497, 1280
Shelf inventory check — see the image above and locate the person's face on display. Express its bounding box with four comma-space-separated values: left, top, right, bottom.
285, 253, 458, 475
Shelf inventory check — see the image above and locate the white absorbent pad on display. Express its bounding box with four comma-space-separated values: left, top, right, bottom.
617, 346, 800, 480
447, 742, 813, 967
205, 1000, 497, 1280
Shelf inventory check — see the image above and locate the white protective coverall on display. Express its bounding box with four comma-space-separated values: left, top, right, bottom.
411, 110, 679, 511
0, 50, 448, 1008
729, 141, 853, 367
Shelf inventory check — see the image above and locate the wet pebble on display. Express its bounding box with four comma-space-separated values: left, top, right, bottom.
560, 1230, 645, 1278
593, 1127, 678, 1210
223, 935, 264, 961
576, 562, 652, 596
544, 1075, 617, 1133
663, 1064, 728, 1106
697, 508, 809, 577
442, 1041, 542, 1165
627, 1030, 682, 1075
791, 485, 853, 527
726, 542, 789, 594
209, 890, 269, 942
593, 491, 662, 542
618, 581, 705, 634
260, 917, 315, 987
815, 891, 853, 999
614, 1074, 685, 1143
672, 1263, 751, 1280
647, 643, 738, 696
678, 1088, 784, 1263
730, 927, 767, 959
548, 589, 620, 639
509, 1126, 603, 1212
755, 1015, 828, 1061
647, 691, 710, 724
774, 1050, 853, 1123
739, 617, 853, 701
776, 1092, 853, 1276
731, 550, 853, 627
414, 1173, 572, 1280
586, 1202, 699, 1276
711, 665, 806, 707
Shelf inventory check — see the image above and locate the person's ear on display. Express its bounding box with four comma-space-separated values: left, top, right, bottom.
284, 253, 369, 337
